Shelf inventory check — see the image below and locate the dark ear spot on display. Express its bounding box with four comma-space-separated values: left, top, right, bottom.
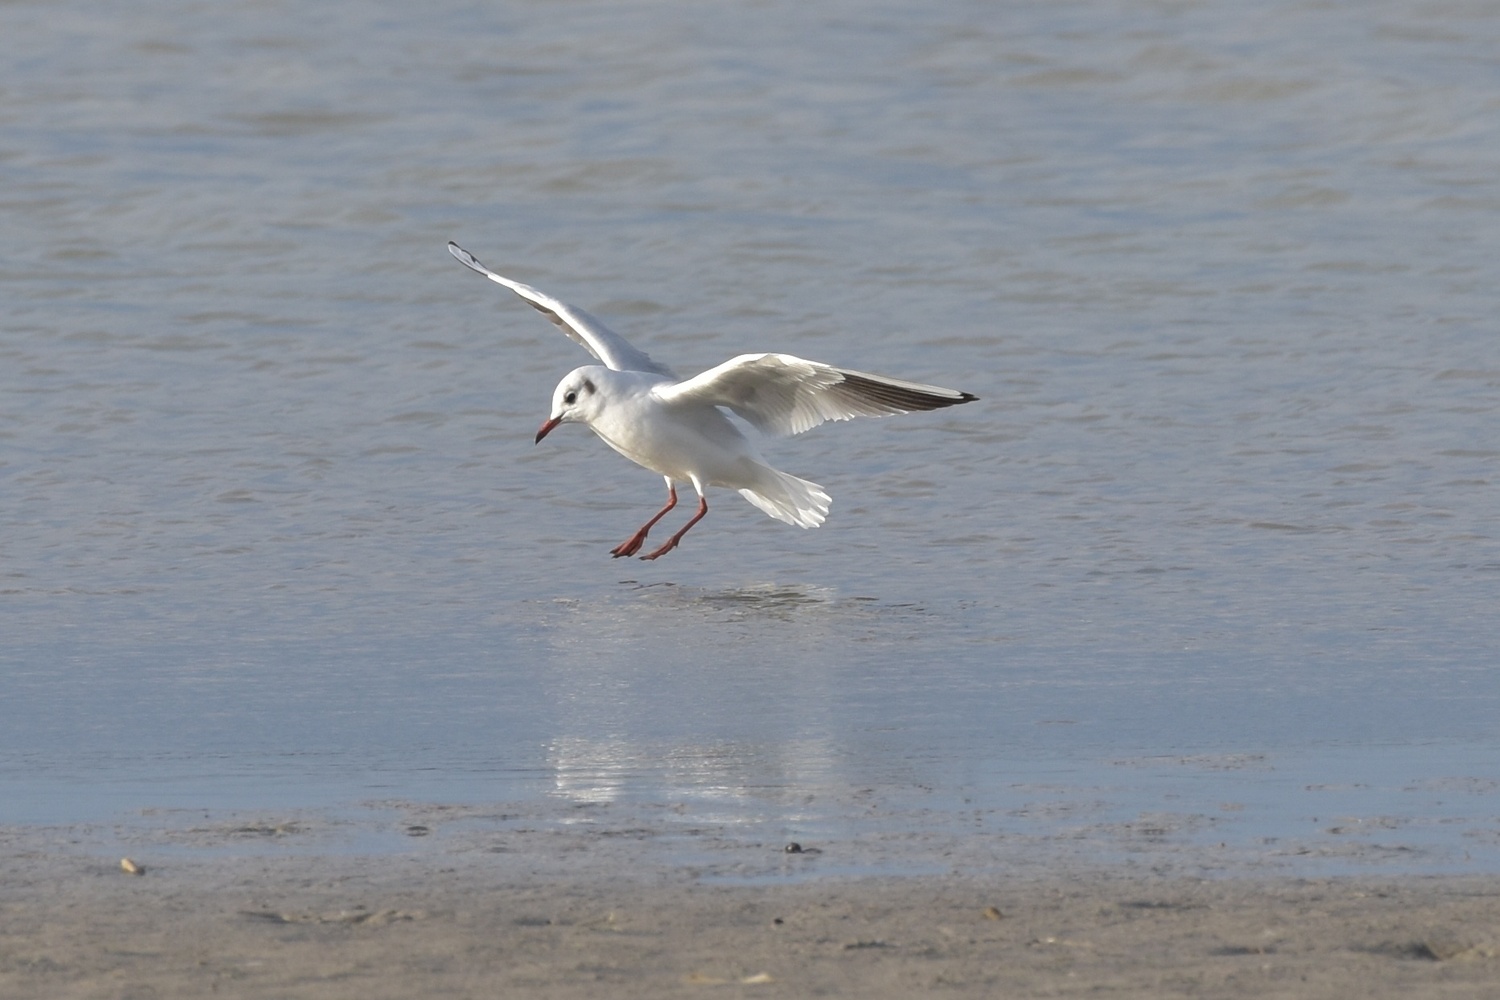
582, 378, 596, 394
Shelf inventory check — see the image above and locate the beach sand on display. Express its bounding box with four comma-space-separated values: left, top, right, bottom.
4, 845, 1499, 999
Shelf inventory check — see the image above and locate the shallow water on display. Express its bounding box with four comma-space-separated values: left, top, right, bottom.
4, 0, 1499, 874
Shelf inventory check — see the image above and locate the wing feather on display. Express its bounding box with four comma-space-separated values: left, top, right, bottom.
448, 242, 675, 377
654, 353, 976, 436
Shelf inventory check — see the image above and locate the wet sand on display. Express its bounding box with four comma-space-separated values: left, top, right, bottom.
5, 847, 1499, 999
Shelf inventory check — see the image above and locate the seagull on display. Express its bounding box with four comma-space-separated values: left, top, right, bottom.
448, 242, 978, 560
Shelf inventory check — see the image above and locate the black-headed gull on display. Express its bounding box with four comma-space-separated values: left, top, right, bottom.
449, 242, 977, 560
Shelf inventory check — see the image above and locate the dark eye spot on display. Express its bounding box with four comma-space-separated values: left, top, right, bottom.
563, 391, 577, 405
582, 379, 595, 395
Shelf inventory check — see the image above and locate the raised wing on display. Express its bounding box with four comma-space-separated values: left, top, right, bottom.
654, 353, 977, 437
448, 242, 676, 377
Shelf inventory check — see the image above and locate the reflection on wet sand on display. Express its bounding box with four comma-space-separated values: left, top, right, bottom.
547, 735, 839, 816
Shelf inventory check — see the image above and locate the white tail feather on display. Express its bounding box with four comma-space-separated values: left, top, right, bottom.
737, 467, 830, 528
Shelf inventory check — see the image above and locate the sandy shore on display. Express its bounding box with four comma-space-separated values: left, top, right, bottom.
4, 847, 1499, 999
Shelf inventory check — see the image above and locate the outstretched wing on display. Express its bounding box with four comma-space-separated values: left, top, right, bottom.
654, 353, 977, 437
448, 242, 676, 377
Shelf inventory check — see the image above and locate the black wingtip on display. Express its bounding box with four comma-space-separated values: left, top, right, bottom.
840, 372, 978, 410
934, 390, 978, 408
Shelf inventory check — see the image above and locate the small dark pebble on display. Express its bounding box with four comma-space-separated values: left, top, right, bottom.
405, 825, 430, 837
772, 917, 784, 925
784, 842, 803, 854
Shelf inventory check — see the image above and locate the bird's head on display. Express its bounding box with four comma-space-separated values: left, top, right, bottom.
536, 366, 608, 443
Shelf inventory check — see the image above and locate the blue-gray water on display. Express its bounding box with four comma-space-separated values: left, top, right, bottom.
4, 0, 1498, 873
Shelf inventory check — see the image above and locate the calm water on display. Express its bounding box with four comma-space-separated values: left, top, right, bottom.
4, 0, 1499, 872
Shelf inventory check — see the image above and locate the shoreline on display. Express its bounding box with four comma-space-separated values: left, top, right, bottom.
6, 791, 1499, 997
4, 840, 1499, 998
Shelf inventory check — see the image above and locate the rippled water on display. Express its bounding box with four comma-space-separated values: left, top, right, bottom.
4, 0, 1499, 871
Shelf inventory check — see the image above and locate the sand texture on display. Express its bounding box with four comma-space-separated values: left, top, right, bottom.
3, 852, 1499, 999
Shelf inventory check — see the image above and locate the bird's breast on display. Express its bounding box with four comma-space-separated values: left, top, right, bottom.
589, 399, 754, 484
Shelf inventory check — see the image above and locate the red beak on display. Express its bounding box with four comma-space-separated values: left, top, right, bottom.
535, 415, 562, 444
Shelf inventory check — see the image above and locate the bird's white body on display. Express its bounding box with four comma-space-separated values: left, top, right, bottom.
550, 364, 831, 529
449, 242, 975, 559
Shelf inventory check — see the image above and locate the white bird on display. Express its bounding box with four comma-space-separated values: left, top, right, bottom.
448, 242, 977, 560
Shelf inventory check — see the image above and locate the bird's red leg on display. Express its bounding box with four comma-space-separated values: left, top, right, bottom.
611, 484, 678, 558
640, 494, 708, 561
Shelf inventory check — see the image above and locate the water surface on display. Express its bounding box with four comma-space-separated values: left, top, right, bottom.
4, 0, 1499, 874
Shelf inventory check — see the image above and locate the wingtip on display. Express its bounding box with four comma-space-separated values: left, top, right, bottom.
838, 371, 978, 411
447, 241, 489, 274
